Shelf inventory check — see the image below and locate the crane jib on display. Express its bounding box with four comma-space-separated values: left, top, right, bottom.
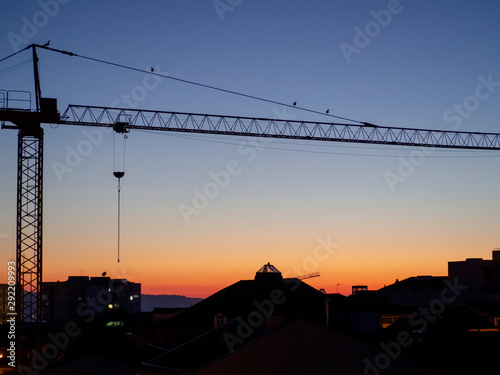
56, 105, 500, 150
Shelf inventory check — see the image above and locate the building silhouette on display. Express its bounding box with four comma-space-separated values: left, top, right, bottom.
24, 257, 500, 374
140, 263, 447, 375
42, 276, 141, 323
379, 276, 449, 307
449, 249, 500, 302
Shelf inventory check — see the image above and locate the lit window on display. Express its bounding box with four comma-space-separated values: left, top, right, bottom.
106, 321, 124, 328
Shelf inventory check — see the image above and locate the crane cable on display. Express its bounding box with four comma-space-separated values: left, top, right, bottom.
0, 48, 27, 63
117, 177, 121, 263
0, 59, 32, 77
24, 44, 364, 125
113, 132, 127, 263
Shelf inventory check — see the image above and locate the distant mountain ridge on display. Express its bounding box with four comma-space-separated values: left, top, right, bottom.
141, 294, 202, 312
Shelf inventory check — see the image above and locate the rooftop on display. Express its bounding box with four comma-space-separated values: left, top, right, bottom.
380, 276, 448, 291
256, 262, 281, 274
255, 262, 282, 282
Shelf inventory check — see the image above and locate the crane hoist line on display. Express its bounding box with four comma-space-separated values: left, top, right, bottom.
112, 123, 129, 263
1, 43, 500, 369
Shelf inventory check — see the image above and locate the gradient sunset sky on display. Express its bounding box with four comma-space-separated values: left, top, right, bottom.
1, 1, 500, 297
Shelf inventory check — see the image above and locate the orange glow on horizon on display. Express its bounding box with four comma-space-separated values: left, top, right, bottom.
13, 229, 492, 299
40, 244, 453, 298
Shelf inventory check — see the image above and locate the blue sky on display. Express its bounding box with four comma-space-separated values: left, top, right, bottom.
1, 1, 500, 296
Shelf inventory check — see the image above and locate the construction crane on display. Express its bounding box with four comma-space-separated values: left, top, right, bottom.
297, 272, 320, 280
2, 44, 500, 369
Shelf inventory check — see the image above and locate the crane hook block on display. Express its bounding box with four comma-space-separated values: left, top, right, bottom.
113, 171, 125, 179
113, 122, 130, 134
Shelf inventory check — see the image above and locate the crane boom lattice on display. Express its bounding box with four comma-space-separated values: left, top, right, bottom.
60, 105, 500, 150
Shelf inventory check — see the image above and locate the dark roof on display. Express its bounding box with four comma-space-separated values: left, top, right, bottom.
152, 307, 186, 314
380, 276, 448, 291
324, 293, 348, 305
159, 277, 328, 330
346, 290, 403, 313
190, 320, 445, 375
41, 355, 136, 375
136, 343, 170, 363
468, 302, 500, 317
387, 305, 497, 334
145, 317, 266, 373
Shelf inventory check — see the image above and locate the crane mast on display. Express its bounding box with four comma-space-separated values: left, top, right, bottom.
1, 104, 59, 371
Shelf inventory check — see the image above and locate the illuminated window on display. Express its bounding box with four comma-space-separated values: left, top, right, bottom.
106, 321, 124, 328
380, 314, 408, 328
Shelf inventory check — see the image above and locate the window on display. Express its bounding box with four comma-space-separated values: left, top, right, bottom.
380, 314, 409, 329
214, 313, 226, 328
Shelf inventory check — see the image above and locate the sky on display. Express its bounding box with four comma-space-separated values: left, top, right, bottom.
1, 0, 500, 297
